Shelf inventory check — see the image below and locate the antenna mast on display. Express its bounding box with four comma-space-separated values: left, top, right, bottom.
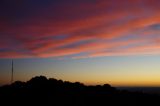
11, 59, 13, 83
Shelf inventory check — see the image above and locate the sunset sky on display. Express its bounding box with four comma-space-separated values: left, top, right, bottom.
1, 0, 160, 86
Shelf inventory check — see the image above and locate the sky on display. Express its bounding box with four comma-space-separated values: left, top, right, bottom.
1, 0, 160, 86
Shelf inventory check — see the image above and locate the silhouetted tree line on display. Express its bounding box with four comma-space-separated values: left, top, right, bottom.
0, 76, 160, 106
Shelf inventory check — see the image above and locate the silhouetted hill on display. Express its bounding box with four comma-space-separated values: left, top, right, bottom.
0, 76, 160, 106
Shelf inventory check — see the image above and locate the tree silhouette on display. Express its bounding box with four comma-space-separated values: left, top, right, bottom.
0, 75, 160, 106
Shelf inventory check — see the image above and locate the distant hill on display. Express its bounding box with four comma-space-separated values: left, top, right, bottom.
0, 76, 160, 106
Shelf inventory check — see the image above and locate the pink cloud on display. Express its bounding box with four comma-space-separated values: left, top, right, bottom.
1, 0, 160, 58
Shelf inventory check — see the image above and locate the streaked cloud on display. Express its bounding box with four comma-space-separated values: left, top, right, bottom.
1, 0, 160, 59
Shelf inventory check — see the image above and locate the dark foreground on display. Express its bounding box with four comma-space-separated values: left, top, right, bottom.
0, 76, 160, 106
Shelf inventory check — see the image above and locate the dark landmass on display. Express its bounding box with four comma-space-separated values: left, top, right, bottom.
0, 76, 160, 106
118, 87, 160, 94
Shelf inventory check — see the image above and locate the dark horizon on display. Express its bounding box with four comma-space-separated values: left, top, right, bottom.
2, 75, 160, 95
1, 75, 160, 106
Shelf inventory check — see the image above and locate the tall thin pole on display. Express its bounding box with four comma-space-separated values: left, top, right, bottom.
11, 59, 13, 83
